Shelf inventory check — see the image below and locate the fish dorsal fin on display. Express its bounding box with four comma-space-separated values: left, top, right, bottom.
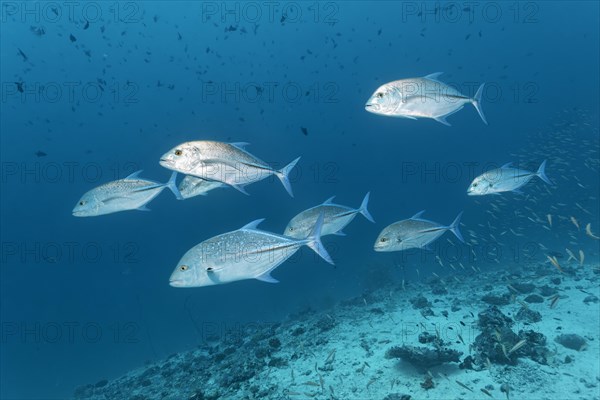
411, 210, 426, 219
125, 170, 144, 180
256, 272, 279, 283
229, 142, 250, 150
424, 72, 444, 81
322, 196, 336, 205
501, 162, 513, 168
241, 218, 265, 230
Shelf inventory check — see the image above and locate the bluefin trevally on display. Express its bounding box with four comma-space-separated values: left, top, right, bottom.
365, 72, 487, 126
72, 170, 182, 217
159, 141, 300, 197
169, 214, 333, 288
374, 210, 464, 252
284, 192, 375, 238
178, 175, 226, 199
467, 160, 551, 196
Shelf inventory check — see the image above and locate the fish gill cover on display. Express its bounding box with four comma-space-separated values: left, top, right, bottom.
0, 2, 599, 400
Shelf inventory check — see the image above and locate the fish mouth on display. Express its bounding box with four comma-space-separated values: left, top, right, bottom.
159, 158, 172, 167
364, 103, 380, 113
169, 279, 185, 287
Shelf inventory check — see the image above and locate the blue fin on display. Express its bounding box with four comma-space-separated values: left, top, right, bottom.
411, 210, 426, 219
241, 219, 265, 230
333, 230, 346, 236
448, 212, 464, 243
125, 170, 144, 179
536, 160, 552, 185
358, 192, 375, 223
276, 156, 301, 197
165, 171, 184, 200
501, 162, 513, 168
137, 205, 151, 212
322, 196, 336, 205
305, 213, 334, 264
434, 105, 464, 126
256, 272, 279, 283
424, 72, 444, 81
231, 184, 250, 195
230, 142, 250, 149
472, 83, 487, 125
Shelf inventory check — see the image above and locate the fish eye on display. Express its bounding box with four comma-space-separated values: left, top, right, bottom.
79, 201, 86, 206
379, 237, 387, 242
376, 92, 384, 98
174, 149, 183, 156
179, 265, 188, 271
289, 227, 294, 231
473, 183, 478, 187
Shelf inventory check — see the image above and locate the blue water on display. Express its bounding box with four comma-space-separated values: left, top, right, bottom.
1, 2, 599, 399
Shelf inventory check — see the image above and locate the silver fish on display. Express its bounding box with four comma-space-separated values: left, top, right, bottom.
365, 72, 487, 126
159, 141, 300, 196
178, 175, 226, 199
169, 214, 332, 288
374, 210, 464, 252
284, 192, 374, 238
72, 171, 182, 217
467, 161, 551, 196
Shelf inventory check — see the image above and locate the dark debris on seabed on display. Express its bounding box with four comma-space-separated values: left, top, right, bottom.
73, 261, 600, 400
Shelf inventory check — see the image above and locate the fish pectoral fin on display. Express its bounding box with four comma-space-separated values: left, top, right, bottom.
137, 205, 151, 212
102, 196, 130, 204
333, 230, 346, 236
418, 227, 447, 234
256, 272, 279, 283
229, 142, 250, 150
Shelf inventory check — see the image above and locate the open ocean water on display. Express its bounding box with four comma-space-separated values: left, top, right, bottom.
1, 1, 599, 399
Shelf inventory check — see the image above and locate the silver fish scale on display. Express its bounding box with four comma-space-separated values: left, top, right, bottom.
198, 229, 301, 265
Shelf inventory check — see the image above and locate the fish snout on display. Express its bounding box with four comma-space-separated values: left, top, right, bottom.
159, 157, 173, 168
364, 102, 377, 112
169, 279, 185, 287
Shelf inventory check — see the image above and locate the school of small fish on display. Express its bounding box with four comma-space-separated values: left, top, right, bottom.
72, 85, 598, 288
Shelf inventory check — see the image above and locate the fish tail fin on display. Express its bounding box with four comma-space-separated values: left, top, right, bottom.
536, 160, 552, 185
448, 211, 465, 243
165, 171, 184, 200
305, 213, 334, 265
358, 192, 375, 223
472, 83, 488, 125
276, 156, 301, 197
